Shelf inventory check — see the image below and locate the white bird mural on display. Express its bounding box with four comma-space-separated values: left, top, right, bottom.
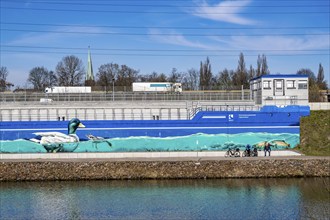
30, 118, 85, 152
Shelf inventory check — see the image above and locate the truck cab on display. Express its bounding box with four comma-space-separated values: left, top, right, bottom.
173, 83, 182, 93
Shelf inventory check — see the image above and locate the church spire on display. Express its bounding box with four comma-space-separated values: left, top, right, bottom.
86, 46, 94, 81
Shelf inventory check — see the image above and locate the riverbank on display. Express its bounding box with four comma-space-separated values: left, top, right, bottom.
1, 156, 329, 181
296, 110, 330, 156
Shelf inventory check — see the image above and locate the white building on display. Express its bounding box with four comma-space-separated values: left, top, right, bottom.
250, 74, 309, 106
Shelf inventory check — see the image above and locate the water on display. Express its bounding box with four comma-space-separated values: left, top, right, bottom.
1, 178, 329, 220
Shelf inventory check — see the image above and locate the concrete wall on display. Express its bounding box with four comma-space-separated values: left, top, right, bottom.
309, 102, 330, 110
1, 158, 328, 181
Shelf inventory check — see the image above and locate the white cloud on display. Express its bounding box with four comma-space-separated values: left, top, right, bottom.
191, 0, 255, 25
7, 26, 111, 45
148, 29, 215, 50
148, 27, 329, 59
211, 35, 330, 52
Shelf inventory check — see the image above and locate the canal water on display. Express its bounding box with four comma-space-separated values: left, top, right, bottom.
1, 178, 329, 220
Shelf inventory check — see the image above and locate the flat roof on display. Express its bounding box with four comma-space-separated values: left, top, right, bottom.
251, 74, 308, 81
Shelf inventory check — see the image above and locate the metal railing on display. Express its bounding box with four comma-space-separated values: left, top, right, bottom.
0, 107, 188, 122
1, 101, 262, 122
0, 91, 251, 103
261, 96, 309, 106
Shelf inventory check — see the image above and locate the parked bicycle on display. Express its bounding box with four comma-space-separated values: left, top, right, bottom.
225, 147, 241, 157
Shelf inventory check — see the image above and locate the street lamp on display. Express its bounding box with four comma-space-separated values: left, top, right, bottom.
112, 78, 115, 101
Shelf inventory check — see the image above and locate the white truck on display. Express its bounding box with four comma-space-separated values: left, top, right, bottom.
45, 86, 92, 93
132, 82, 182, 93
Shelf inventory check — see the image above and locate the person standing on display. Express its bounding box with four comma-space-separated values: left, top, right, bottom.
264, 142, 271, 156
246, 144, 251, 156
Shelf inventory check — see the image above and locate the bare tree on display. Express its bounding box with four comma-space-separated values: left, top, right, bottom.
317, 63, 328, 89
168, 68, 182, 83
297, 68, 316, 84
217, 68, 233, 89
116, 64, 139, 87
297, 68, 320, 102
199, 57, 212, 90
248, 65, 256, 81
47, 71, 57, 87
56, 55, 85, 86
0, 66, 13, 92
256, 54, 269, 76
256, 55, 262, 77
260, 54, 270, 75
183, 68, 199, 90
232, 52, 248, 88
28, 67, 56, 91
96, 63, 119, 90
140, 72, 167, 82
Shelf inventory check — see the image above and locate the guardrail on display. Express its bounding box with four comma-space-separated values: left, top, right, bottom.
0, 91, 251, 102
1, 102, 262, 122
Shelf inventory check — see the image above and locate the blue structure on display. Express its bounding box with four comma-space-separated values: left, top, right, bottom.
0, 105, 310, 153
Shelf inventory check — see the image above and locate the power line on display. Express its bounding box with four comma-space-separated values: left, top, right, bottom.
1, 28, 329, 36
1, 6, 329, 14
3, 0, 330, 2
2, 45, 329, 53
1, 49, 328, 57
2, 22, 328, 30
1, 1, 329, 8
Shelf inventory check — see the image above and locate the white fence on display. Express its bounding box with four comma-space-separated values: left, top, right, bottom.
309, 102, 330, 110
0, 107, 189, 121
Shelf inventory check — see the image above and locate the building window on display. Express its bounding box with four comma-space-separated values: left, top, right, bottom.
275, 81, 282, 89
257, 81, 261, 90
287, 80, 296, 89
298, 81, 308, 89
263, 81, 271, 89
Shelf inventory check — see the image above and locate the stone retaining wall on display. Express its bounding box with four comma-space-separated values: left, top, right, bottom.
1, 158, 329, 181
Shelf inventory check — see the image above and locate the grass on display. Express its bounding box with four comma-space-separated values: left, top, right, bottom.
295, 110, 330, 156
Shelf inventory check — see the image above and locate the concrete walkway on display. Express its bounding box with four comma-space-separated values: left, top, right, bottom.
0, 150, 302, 161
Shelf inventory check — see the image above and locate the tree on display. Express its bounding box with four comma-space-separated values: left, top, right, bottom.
316, 63, 328, 89
296, 68, 319, 102
217, 69, 232, 89
56, 55, 85, 86
140, 72, 167, 82
199, 57, 212, 90
47, 71, 57, 87
256, 55, 262, 77
233, 52, 248, 88
116, 64, 139, 87
256, 54, 269, 76
96, 63, 119, 90
168, 68, 182, 83
27, 67, 56, 91
297, 68, 316, 85
248, 65, 255, 81
0, 66, 13, 92
260, 54, 270, 75
184, 68, 199, 90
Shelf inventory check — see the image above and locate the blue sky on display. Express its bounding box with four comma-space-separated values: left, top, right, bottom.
1, 0, 329, 87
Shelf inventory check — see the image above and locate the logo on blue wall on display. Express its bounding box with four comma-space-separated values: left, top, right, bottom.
229, 114, 234, 121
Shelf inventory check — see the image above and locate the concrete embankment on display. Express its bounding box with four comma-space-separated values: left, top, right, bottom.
1, 156, 329, 181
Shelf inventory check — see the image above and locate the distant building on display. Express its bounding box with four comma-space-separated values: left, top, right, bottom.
250, 74, 309, 106
86, 47, 95, 81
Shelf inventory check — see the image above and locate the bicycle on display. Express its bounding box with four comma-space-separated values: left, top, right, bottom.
225, 147, 241, 157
